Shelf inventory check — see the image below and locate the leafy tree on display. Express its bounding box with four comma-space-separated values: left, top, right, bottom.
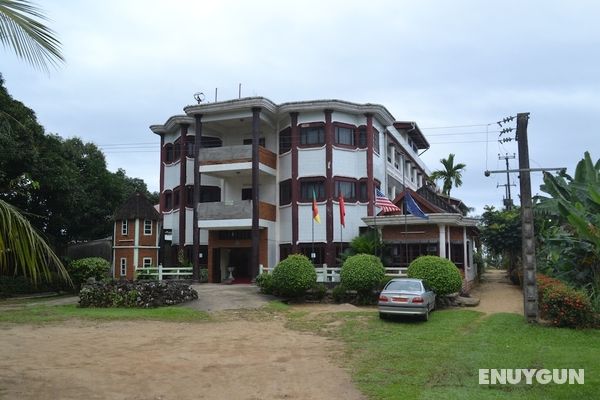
0, 0, 64, 71
479, 205, 522, 282
429, 153, 466, 196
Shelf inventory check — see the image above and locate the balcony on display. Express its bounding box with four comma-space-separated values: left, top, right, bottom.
197, 200, 276, 222
199, 145, 276, 177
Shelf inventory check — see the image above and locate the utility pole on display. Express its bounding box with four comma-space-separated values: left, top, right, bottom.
516, 112, 538, 323
498, 153, 516, 209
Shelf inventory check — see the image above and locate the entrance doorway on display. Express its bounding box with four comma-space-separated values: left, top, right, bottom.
229, 247, 252, 283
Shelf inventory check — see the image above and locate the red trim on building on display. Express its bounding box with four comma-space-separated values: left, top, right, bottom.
290, 112, 299, 253
179, 123, 188, 253
366, 113, 374, 216
159, 135, 165, 212
324, 109, 334, 266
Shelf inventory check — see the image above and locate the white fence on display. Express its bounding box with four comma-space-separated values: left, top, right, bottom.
135, 265, 193, 280
258, 264, 407, 283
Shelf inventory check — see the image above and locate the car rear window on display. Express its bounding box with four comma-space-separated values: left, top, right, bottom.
386, 281, 422, 292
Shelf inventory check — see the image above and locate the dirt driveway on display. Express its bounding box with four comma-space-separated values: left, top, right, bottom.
0, 318, 364, 400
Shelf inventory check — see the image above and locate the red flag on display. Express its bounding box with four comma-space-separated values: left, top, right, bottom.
312, 189, 321, 223
339, 194, 346, 227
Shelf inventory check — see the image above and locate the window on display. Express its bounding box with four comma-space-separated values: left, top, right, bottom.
300, 126, 324, 146
241, 188, 253, 200
280, 244, 292, 261
335, 126, 354, 146
298, 243, 325, 265
335, 179, 356, 201
200, 186, 221, 203
173, 138, 181, 160
144, 220, 152, 235
186, 186, 194, 207
243, 137, 266, 147
164, 144, 174, 163
186, 136, 195, 157
173, 188, 180, 209
358, 180, 368, 203
279, 128, 291, 154
358, 127, 367, 148
143, 257, 152, 268
373, 129, 380, 154
121, 220, 128, 235
300, 179, 325, 202
164, 192, 173, 210
279, 180, 291, 205
199, 136, 223, 148
120, 258, 127, 276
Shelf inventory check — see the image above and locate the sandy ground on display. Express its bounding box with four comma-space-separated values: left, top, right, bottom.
0, 319, 364, 400
470, 269, 524, 315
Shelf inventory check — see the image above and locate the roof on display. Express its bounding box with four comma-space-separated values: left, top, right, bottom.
375, 186, 471, 217
113, 192, 160, 221
393, 121, 430, 150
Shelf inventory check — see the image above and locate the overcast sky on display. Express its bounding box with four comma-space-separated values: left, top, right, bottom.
2, 0, 599, 215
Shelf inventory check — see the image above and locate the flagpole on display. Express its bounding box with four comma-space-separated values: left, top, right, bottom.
403, 154, 408, 268
312, 209, 315, 263
373, 190, 378, 258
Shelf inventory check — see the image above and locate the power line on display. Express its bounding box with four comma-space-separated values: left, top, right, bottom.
420, 123, 494, 130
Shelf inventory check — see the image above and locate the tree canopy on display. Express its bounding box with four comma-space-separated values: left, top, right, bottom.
429, 153, 466, 196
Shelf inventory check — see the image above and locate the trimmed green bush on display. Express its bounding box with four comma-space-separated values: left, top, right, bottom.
255, 273, 274, 294
340, 254, 385, 294
67, 257, 110, 290
271, 254, 317, 298
407, 255, 462, 296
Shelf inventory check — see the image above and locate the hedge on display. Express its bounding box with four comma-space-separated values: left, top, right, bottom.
272, 254, 317, 298
537, 273, 593, 328
79, 280, 198, 308
407, 255, 462, 296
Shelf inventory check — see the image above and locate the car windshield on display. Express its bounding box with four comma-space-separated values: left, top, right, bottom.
386, 281, 422, 292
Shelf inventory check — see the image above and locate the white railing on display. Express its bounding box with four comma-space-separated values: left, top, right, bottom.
258, 264, 407, 283
135, 265, 193, 280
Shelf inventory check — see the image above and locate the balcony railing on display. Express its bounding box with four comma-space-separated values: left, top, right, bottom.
197, 200, 276, 221
199, 145, 276, 169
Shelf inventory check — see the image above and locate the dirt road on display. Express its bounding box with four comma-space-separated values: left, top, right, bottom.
0, 319, 364, 400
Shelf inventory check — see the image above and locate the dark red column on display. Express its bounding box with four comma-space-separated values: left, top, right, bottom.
324, 109, 335, 266
192, 115, 203, 282
251, 107, 261, 279
290, 112, 299, 254
366, 113, 374, 216
159, 135, 165, 212
179, 123, 188, 255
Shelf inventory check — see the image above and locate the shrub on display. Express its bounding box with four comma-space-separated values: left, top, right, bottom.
135, 268, 158, 281
79, 280, 198, 308
255, 273, 274, 295
199, 268, 209, 283
332, 284, 351, 303
340, 254, 385, 294
67, 257, 111, 290
537, 273, 594, 328
541, 285, 593, 328
407, 255, 462, 296
0, 275, 68, 297
271, 254, 317, 298
307, 283, 327, 301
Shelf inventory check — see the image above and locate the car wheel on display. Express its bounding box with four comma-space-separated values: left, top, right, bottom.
379, 312, 389, 320
422, 310, 429, 321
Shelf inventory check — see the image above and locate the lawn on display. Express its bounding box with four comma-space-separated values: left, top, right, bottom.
0, 304, 210, 324
316, 309, 600, 400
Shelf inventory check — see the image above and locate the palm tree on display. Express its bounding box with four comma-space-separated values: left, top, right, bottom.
0, 1, 68, 285
0, 0, 64, 71
429, 153, 466, 197
0, 199, 70, 284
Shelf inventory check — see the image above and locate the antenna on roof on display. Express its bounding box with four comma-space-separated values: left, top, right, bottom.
193, 92, 205, 104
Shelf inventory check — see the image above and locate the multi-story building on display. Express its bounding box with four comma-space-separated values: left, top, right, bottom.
150, 97, 430, 283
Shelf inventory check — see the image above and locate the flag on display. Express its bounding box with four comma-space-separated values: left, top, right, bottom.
375, 189, 401, 213
312, 189, 321, 223
404, 191, 429, 219
339, 194, 346, 227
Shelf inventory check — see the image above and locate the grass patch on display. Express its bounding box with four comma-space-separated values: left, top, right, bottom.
0, 304, 210, 324
285, 307, 600, 400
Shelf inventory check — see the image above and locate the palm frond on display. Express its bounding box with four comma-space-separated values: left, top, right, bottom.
0, 199, 71, 285
0, 0, 64, 71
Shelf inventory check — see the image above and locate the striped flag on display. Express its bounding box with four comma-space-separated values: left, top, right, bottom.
312, 189, 321, 223
375, 189, 401, 213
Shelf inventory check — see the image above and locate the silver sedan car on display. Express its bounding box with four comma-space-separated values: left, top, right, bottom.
378, 278, 436, 321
